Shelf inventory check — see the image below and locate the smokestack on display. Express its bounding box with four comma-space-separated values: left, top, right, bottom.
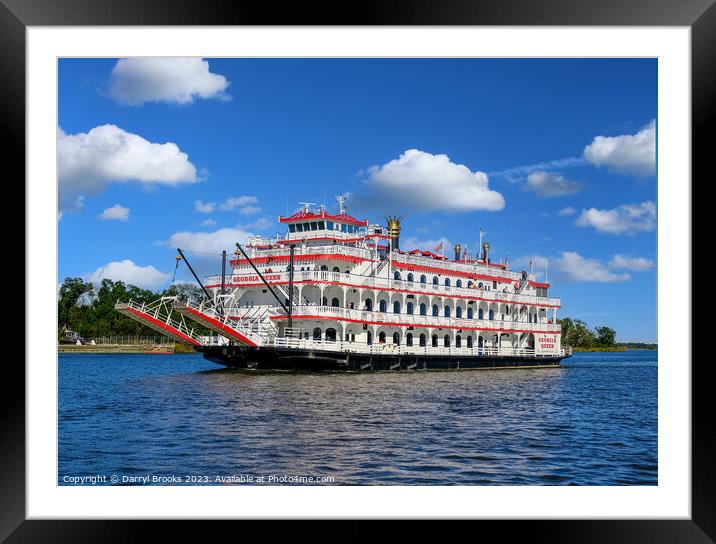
386, 216, 402, 251
482, 241, 490, 263
454, 243, 461, 261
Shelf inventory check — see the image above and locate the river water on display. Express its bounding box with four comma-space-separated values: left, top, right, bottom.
58, 350, 657, 485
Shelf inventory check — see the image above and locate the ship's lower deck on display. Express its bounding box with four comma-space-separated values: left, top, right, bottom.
197, 344, 566, 371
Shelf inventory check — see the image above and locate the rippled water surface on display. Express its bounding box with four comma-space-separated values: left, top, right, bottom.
59, 350, 657, 485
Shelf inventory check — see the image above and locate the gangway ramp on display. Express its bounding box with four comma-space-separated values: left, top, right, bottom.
114, 297, 202, 346
172, 300, 260, 347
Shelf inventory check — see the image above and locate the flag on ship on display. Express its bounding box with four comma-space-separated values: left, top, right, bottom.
433, 240, 444, 253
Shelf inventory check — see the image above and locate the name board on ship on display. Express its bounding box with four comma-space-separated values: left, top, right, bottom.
233, 274, 282, 283
535, 334, 558, 353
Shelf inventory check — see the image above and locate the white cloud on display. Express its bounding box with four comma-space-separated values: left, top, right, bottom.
358, 149, 504, 213
98, 204, 130, 222
515, 252, 629, 283
583, 120, 656, 177
558, 206, 577, 216
402, 236, 452, 254
238, 205, 261, 216
108, 58, 230, 106
168, 227, 251, 255
58, 124, 198, 213
524, 171, 583, 197
194, 200, 216, 213
219, 196, 258, 211
576, 201, 656, 235
86, 259, 170, 289
244, 217, 272, 231
201, 218, 217, 227
608, 254, 654, 271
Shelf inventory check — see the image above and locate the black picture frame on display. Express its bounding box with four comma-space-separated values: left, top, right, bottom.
3, 0, 705, 539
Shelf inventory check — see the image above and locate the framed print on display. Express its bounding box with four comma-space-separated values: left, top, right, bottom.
3, 0, 708, 538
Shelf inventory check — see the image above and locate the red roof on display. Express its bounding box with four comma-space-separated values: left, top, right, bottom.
278, 211, 368, 227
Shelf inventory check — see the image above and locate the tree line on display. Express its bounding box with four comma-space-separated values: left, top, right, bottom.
557, 317, 617, 348
58, 277, 208, 341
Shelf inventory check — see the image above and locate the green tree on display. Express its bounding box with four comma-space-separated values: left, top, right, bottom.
558, 317, 595, 348
595, 326, 617, 347
58, 277, 93, 327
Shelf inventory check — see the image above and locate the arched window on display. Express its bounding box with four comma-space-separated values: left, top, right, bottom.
420, 275, 427, 284
407, 273, 414, 283
478, 282, 484, 289
456, 306, 462, 318
367, 331, 373, 345
419, 334, 427, 347
394, 271, 401, 280
467, 336, 473, 348
392, 332, 400, 345
432, 276, 439, 285
325, 328, 337, 342
489, 309, 495, 321
467, 307, 473, 319
478, 308, 484, 320
445, 278, 451, 286
444, 335, 451, 347
468, 281, 474, 288
444, 306, 451, 317
478, 336, 484, 348
406, 333, 414, 346
320, 265, 328, 271
312, 327, 322, 340
332, 266, 340, 272
364, 298, 373, 311
420, 303, 427, 316
286, 265, 293, 271
406, 302, 414, 315
432, 304, 439, 317
379, 300, 387, 313
331, 297, 339, 307
378, 331, 386, 344
432, 334, 439, 347
456, 335, 462, 348
456, 279, 462, 288
322, 296, 328, 306
393, 301, 401, 314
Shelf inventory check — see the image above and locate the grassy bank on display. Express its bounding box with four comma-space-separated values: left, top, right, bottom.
571, 346, 628, 353
59, 343, 176, 354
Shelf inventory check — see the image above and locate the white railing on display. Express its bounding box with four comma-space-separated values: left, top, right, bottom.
392, 252, 529, 282
205, 269, 561, 308
281, 305, 561, 333
117, 297, 200, 342
179, 298, 277, 344
272, 336, 568, 358
236, 244, 376, 263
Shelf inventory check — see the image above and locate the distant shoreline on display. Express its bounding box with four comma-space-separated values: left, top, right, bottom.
58, 343, 196, 354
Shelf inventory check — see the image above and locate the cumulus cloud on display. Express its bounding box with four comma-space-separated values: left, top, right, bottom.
515, 252, 629, 283
98, 204, 130, 222
108, 58, 230, 106
194, 200, 216, 213
238, 205, 261, 216
583, 120, 656, 177
608, 254, 654, 271
58, 124, 198, 213
168, 227, 251, 255
558, 206, 577, 216
195, 196, 258, 214
219, 196, 258, 211
86, 259, 170, 289
201, 218, 217, 227
524, 171, 583, 197
575, 201, 656, 235
356, 149, 504, 213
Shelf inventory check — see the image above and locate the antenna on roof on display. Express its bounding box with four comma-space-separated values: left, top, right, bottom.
298, 202, 316, 213
335, 194, 347, 214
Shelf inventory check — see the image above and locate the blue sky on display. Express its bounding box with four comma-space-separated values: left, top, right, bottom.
58, 58, 657, 342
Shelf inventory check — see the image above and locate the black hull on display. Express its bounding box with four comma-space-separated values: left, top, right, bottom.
197, 345, 567, 371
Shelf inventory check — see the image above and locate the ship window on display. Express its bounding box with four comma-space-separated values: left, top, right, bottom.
432, 276, 439, 285
341, 224, 347, 232
318, 221, 325, 229
406, 333, 413, 347
456, 335, 462, 348
364, 298, 373, 311
420, 303, 427, 316
420, 275, 427, 284
489, 309, 495, 321
467, 336, 473, 348
322, 296, 328, 305
478, 282, 483, 289
445, 278, 450, 286
407, 273, 414, 282
296, 223, 303, 232
331, 297, 339, 307
393, 332, 400, 345
493, 281, 497, 289
432, 304, 439, 316
478, 308, 484, 320
467, 308, 473, 319
379, 300, 387, 312
393, 301, 401, 314
379, 331, 386, 343
406, 302, 414, 315
326, 221, 333, 231
312, 327, 322, 340
310, 222, 318, 231
456, 279, 462, 288
320, 265, 328, 271
444, 306, 451, 317
325, 328, 337, 342
456, 306, 462, 318
289, 224, 296, 233
468, 281, 474, 288
394, 271, 401, 280
444, 335, 451, 347
367, 331, 373, 345
332, 266, 340, 272
419, 334, 426, 347
432, 334, 438, 347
